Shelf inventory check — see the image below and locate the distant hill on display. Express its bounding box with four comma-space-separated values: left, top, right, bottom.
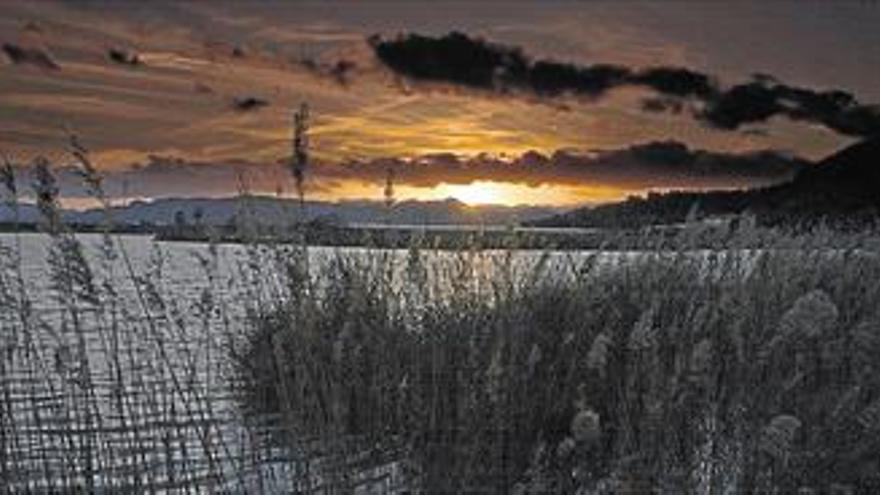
756, 137, 880, 224
0, 196, 561, 229
534, 138, 880, 229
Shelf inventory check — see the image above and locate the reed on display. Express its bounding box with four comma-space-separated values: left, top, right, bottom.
236, 225, 880, 493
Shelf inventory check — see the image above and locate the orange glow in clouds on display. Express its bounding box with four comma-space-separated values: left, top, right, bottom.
317, 180, 630, 206
432, 182, 630, 206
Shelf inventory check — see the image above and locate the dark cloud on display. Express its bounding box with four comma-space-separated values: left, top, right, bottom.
370, 32, 880, 138
300, 56, 357, 86
641, 96, 686, 114
369, 30, 718, 105
369, 32, 713, 98
370, 31, 630, 97
529, 61, 628, 97
369, 31, 531, 91
321, 141, 807, 190
2, 42, 60, 70
232, 96, 269, 111
107, 48, 142, 67
700, 81, 780, 129
329, 59, 356, 86
629, 67, 716, 99
699, 80, 880, 136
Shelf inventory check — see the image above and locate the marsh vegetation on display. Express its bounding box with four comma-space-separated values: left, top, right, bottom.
237, 226, 880, 493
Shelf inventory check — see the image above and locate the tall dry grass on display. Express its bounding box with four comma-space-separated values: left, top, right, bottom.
0, 142, 255, 491
235, 225, 880, 493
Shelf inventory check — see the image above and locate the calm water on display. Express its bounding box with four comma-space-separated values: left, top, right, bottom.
1, 234, 287, 492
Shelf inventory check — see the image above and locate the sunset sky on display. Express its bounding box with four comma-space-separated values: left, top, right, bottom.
1, 1, 879, 207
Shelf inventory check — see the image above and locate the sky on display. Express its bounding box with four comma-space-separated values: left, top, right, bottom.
1, 1, 879, 207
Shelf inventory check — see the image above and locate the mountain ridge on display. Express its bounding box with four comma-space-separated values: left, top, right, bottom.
0, 196, 562, 228
534, 137, 880, 229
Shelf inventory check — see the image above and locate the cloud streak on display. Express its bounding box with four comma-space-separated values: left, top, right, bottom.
2, 42, 60, 70
107, 48, 143, 67
329, 140, 807, 190
232, 96, 270, 112
370, 32, 880, 137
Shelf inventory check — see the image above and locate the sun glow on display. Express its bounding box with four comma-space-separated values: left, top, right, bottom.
426, 181, 627, 206
436, 182, 510, 205
312, 180, 631, 207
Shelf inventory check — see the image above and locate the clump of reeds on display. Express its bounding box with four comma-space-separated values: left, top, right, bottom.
0, 139, 252, 491
236, 224, 880, 493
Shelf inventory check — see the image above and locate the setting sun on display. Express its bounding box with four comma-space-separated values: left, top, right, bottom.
426, 181, 627, 206
325, 180, 629, 206
436, 182, 508, 205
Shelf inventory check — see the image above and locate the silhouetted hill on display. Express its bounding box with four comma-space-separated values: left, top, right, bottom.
756, 137, 880, 223
535, 138, 880, 229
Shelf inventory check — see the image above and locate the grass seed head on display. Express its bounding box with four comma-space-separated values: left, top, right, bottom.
571, 409, 601, 446
779, 290, 839, 341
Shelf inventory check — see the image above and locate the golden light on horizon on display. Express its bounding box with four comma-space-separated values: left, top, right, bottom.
435, 181, 633, 206
436, 182, 510, 205
321, 179, 632, 206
